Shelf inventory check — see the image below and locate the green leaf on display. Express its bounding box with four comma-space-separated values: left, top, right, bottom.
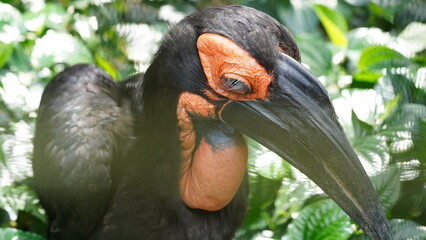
0, 42, 13, 69
370, 167, 400, 211
279, 2, 320, 36
411, 118, 426, 164
352, 136, 389, 176
398, 22, 426, 55
0, 185, 46, 224
351, 111, 373, 138
353, 70, 382, 84
313, 5, 348, 47
247, 172, 282, 208
352, 219, 426, 240
95, 54, 120, 80
390, 219, 426, 240
287, 199, 352, 240
297, 34, 333, 77
358, 46, 410, 71
255, 151, 291, 180
8, 44, 32, 72
0, 228, 46, 240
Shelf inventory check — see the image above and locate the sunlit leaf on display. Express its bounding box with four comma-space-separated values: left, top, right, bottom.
0, 185, 46, 223
398, 22, 426, 56
313, 5, 348, 47
385, 73, 426, 105
247, 172, 282, 208
95, 54, 120, 80
0, 228, 46, 240
255, 152, 291, 180
351, 111, 373, 138
279, 2, 320, 36
0, 42, 13, 69
286, 199, 352, 240
358, 46, 411, 71
352, 70, 382, 85
370, 167, 400, 211
297, 34, 332, 77
352, 136, 389, 176
0, 121, 34, 186
8, 44, 33, 72
352, 219, 426, 240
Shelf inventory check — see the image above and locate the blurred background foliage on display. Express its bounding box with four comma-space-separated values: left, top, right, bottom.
0, 0, 425, 239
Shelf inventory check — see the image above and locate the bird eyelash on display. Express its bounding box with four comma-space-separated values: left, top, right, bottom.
220, 76, 251, 95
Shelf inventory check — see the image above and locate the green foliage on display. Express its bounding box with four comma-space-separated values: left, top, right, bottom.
286, 200, 352, 240
313, 5, 348, 47
0, 228, 46, 240
353, 219, 426, 240
0, 0, 425, 239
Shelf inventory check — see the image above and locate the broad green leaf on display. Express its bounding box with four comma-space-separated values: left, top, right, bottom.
286, 199, 352, 240
398, 22, 426, 56
351, 111, 373, 138
386, 73, 426, 105
0, 42, 13, 69
352, 136, 389, 176
411, 118, 426, 164
313, 5, 348, 47
247, 172, 282, 208
0, 228, 46, 240
368, 2, 395, 24
8, 44, 32, 72
370, 167, 400, 211
358, 46, 411, 71
95, 54, 120, 80
279, 2, 320, 36
353, 70, 382, 84
394, 0, 426, 28
352, 219, 426, 240
255, 151, 291, 180
297, 34, 332, 77
390, 219, 426, 240
379, 95, 400, 123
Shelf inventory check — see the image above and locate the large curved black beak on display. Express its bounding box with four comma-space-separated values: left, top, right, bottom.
220, 52, 393, 239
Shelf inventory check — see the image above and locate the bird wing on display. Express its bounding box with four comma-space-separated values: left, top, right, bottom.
33, 64, 133, 240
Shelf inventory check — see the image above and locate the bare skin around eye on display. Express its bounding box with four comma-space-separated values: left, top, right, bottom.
197, 33, 272, 101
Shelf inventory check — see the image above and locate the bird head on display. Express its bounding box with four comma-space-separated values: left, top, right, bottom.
140, 6, 392, 239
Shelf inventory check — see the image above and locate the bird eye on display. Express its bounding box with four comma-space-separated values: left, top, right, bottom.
221, 76, 251, 95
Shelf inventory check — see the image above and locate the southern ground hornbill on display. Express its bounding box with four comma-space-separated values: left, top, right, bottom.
33, 5, 393, 240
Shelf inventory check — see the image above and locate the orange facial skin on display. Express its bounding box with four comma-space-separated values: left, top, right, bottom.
177, 92, 248, 211
197, 33, 273, 101
177, 33, 273, 211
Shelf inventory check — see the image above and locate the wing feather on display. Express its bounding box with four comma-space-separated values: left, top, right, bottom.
33, 64, 133, 240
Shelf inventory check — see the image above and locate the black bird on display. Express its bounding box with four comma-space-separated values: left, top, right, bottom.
33, 5, 393, 240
